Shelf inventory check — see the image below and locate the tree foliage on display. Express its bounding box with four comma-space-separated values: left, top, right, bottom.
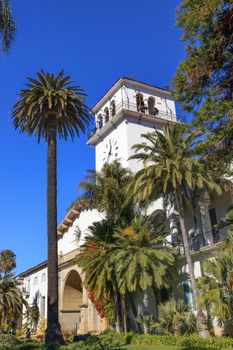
12, 70, 91, 142
0, 0, 16, 52
77, 161, 134, 223
173, 0, 233, 168
198, 232, 233, 327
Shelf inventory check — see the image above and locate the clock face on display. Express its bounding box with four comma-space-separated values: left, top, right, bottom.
103, 138, 119, 163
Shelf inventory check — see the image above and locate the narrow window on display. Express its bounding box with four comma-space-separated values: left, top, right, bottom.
111, 100, 116, 117
41, 296, 46, 317
33, 276, 38, 285
209, 207, 218, 242
41, 273, 46, 282
97, 114, 103, 129
104, 107, 109, 123
136, 93, 145, 112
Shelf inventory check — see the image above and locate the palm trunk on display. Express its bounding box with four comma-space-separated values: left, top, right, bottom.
121, 294, 127, 332
115, 292, 122, 333
45, 116, 64, 345
175, 188, 210, 339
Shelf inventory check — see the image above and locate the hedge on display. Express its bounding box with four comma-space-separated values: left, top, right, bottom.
130, 334, 233, 348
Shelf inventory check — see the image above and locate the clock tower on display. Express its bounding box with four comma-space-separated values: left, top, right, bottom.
88, 76, 184, 172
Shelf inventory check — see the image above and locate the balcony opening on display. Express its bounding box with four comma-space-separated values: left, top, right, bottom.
110, 100, 116, 117
136, 93, 145, 113
104, 107, 109, 123
148, 97, 158, 116
97, 114, 103, 129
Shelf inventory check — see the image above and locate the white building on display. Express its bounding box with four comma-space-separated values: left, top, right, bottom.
17, 76, 233, 335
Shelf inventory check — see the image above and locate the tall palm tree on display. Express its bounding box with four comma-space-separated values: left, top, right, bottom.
12, 70, 91, 344
77, 160, 134, 223
0, 0, 16, 52
129, 123, 222, 338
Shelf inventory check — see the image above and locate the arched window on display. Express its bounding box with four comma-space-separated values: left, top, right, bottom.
110, 100, 116, 117
148, 97, 157, 115
33, 276, 38, 285
136, 93, 145, 112
97, 114, 103, 129
104, 107, 109, 123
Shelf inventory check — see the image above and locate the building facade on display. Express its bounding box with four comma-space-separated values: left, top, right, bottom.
17, 77, 233, 335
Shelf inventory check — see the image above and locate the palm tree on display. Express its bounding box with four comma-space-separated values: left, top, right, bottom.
198, 233, 233, 330
129, 123, 222, 338
0, 277, 23, 330
12, 70, 91, 344
114, 215, 175, 293
77, 160, 134, 223
0, 249, 16, 278
113, 215, 176, 332
0, 0, 16, 52
156, 297, 196, 336
76, 220, 122, 331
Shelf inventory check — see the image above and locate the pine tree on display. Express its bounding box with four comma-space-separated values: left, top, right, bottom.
173, 0, 233, 170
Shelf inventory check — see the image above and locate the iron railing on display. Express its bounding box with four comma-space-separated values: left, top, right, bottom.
178, 229, 225, 256
88, 101, 186, 139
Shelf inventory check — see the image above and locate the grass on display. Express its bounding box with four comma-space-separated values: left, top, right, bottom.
123, 346, 232, 350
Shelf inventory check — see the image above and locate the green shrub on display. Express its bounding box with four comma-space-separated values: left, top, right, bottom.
0, 333, 19, 349
130, 333, 233, 348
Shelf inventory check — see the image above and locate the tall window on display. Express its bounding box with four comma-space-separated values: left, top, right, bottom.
41, 273, 46, 282
148, 97, 158, 115
33, 276, 38, 285
104, 107, 109, 123
209, 207, 218, 242
97, 114, 103, 129
41, 296, 46, 318
110, 100, 116, 117
136, 93, 145, 112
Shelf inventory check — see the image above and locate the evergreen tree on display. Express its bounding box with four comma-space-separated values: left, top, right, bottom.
173, 0, 233, 170
0, 0, 16, 52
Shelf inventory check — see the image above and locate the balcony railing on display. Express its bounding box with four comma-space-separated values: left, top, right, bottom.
178, 228, 227, 256
115, 101, 186, 123
88, 101, 186, 140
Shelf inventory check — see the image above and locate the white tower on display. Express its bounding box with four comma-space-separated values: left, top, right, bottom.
88, 76, 183, 172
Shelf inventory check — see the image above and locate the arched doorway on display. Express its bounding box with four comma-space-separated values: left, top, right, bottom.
61, 270, 83, 333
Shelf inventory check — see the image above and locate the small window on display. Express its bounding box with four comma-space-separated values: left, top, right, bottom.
104, 107, 109, 123
136, 93, 145, 112
41, 273, 46, 282
110, 100, 116, 117
33, 276, 38, 285
97, 114, 103, 129
41, 296, 46, 318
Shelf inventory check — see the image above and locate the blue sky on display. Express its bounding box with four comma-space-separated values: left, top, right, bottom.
0, 0, 185, 274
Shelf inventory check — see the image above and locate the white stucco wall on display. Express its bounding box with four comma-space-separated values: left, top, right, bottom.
58, 208, 105, 255
21, 266, 48, 320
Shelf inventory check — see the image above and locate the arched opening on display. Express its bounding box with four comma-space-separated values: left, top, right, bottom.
136, 93, 145, 112
110, 100, 116, 117
148, 97, 158, 116
61, 270, 83, 333
97, 114, 103, 129
104, 107, 109, 123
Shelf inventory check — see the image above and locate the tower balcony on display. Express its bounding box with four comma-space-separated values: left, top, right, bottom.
88, 100, 186, 143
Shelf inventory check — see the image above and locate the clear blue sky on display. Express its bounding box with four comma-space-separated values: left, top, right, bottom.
0, 0, 185, 274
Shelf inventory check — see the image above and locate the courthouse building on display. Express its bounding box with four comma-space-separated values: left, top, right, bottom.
17, 77, 233, 335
